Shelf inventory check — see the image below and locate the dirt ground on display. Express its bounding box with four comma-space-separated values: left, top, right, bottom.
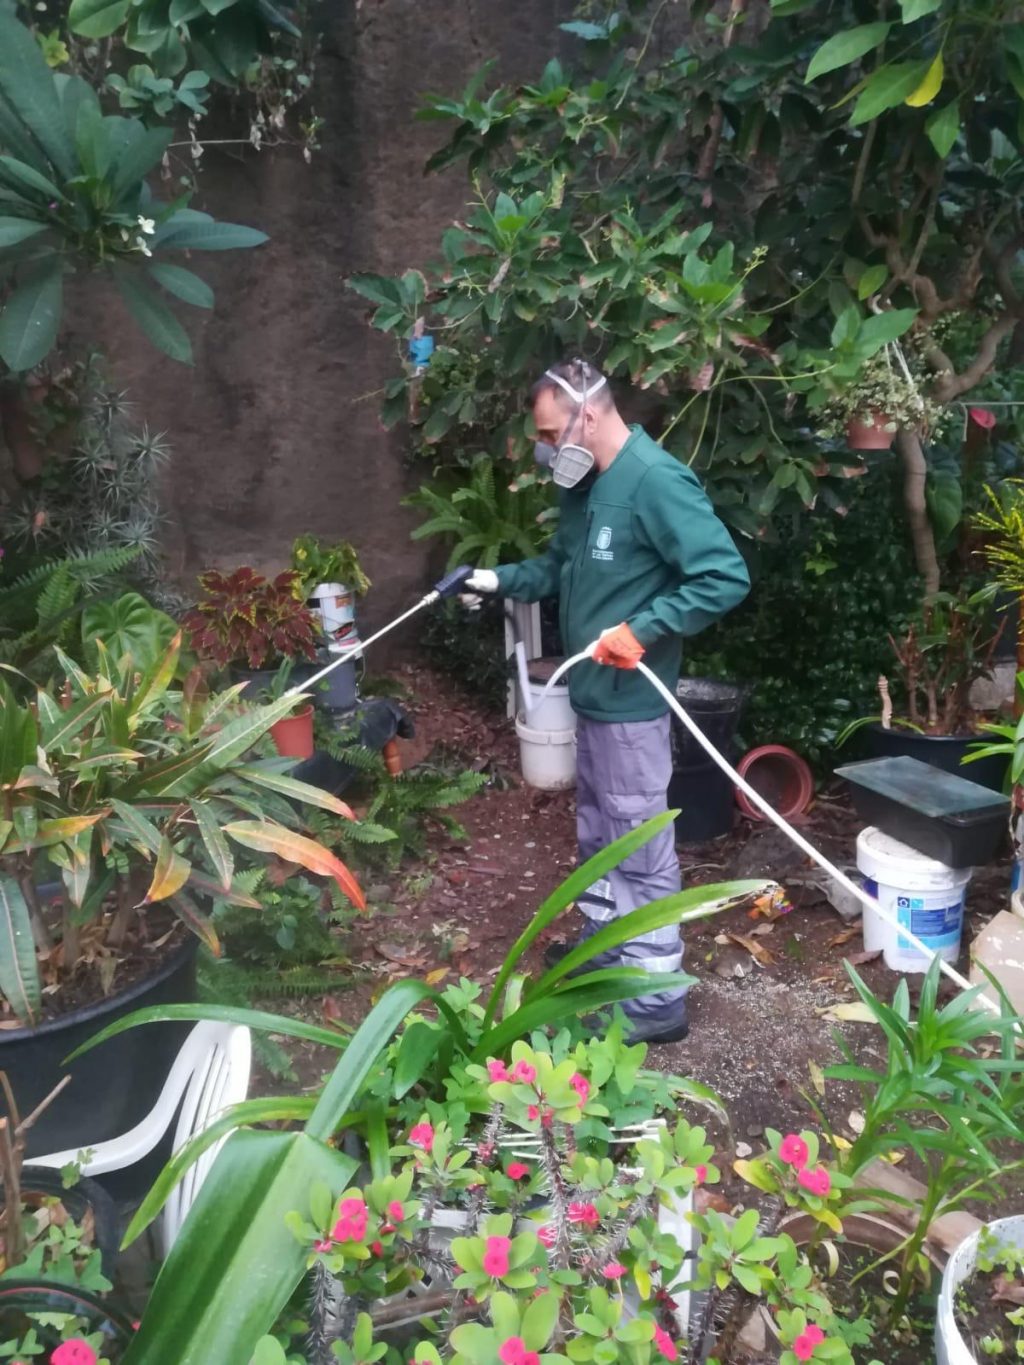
256, 663, 1013, 1151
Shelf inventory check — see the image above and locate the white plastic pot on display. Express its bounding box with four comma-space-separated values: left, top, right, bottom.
515, 715, 576, 791
936, 1215, 1024, 1365
308, 582, 358, 648
856, 826, 971, 973
514, 646, 576, 731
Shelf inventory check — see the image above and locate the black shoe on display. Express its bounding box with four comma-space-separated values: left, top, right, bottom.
543, 938, 582, 970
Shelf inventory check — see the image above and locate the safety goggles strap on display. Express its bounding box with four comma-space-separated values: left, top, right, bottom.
544, 368, 607, 402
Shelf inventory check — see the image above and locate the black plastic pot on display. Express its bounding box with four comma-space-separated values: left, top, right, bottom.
864, 722, 1008, 793
0, 937, 196, 1162
7, 1164, 122, 1278
230, 659, 319, 699
667, 679, 745, 843
0, 1280, 134, 1357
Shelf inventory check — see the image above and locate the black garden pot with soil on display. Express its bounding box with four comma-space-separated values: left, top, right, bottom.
865, 722, 1009, 793
4, 1164, 122, 1278
0, 936, 197, 1165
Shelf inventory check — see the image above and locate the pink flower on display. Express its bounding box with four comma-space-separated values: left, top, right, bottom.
499, 1338, 527, 1365
797, 1166, 832, 1198
567, 1202, 599, 1228
527, 1104, 541, 1121
370, 1240, 384, 1256
536, 1225, 555, 1248
653, 1326, 678, 1361
507, 1161, 531, 1180
541, 1108, 554, 1129
482, 1234, 512, 1277
793, 1324, 826, 1361
694, 1164, 708, 1185
388, 1200, 405, 1221
779, 1134, 809, 1170
313, 1238, 332, 1253
409, 1122, 434, 1152
969, 407, 997, 430
602, 1261, 627, 1279
570, 1072, 590, 1103
512, 1060, 537, 1083
51, 1345, 98, 1365
331, 1195, 368, 1243
488, 1058, 510, 1082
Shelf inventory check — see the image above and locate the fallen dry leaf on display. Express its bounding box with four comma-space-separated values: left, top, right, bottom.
828, 927, 860, 948
848, 1110, 866, 1135
695, 1189, 732, 1215
808, 1059, 826, 1097
424, 967, 449, 986
845, 950, 881, 967
727, 933, 777, 968
817, 1002, 877, 1024
992, 1273, 1024, 1306
374, 942, 428, 969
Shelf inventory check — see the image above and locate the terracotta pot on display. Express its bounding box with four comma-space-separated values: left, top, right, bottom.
735, 744, 814, 821
270, 703, 315, 759
846, 412, 896, 450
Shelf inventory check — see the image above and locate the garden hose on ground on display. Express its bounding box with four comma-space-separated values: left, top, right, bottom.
535, 646, 994, 1011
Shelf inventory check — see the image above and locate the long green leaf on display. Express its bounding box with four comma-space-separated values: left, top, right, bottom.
199, 697, 307, 770
115, 269, 193, 365
189, 798, 234, 891
121, 1129, 356, 1365
482, 812, 677, 1028
476, 971, 695, 1060
157, 217, 268, 251
0, 217, 46, 249
232, 764, 356, 818
67, 0, 131, 38
532, 880, 770, 996
1, 812, 105, 855
147, 261, 214, 308
67, 1002, 352, 1062
0, 872, 41, 1024
108, 799, 163, 855
307, 978, 459, 1140
122, 1096, 316, 1245
0, 259, 63, 371
805, 23, 890, 82
0, 14, 76, 178
38, 688, 110, 750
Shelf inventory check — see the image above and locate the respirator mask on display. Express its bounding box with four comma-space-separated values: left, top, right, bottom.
533, 362, 607, 489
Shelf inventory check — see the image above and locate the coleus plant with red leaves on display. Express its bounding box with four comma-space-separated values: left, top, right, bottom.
184, 567, 320, 670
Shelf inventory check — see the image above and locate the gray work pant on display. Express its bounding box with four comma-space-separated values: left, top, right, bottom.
574, 714, 686, 1027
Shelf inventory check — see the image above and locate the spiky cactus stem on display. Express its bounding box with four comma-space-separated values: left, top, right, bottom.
307, 1259, 354, 1365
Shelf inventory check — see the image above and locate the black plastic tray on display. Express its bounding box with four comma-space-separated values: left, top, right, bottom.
835, 756, 1008, 868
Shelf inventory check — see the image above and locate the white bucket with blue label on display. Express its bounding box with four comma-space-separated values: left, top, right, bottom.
856, 826, 971, 974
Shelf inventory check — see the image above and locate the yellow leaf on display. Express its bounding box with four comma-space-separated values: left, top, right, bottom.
145, 836, 191, 903
425, 967, 449, 986
633, 1264, 652, 1301
817, 1001, 877, 1023
906, 53, 943, 107
812, 1206, 844, 1235
808, 1059, 826, 1097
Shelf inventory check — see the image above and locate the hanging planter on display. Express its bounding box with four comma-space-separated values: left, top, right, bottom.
846, 412, 896, 450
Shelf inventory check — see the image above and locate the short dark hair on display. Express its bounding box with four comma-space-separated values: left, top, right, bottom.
529, 358, 614, 411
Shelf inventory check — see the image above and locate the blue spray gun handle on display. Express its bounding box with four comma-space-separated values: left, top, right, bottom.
432, 565, 476, 599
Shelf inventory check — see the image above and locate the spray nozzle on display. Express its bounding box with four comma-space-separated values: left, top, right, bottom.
432, 565, 475, 599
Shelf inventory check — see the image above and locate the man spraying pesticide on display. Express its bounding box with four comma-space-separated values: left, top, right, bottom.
462, 358, 751, 1044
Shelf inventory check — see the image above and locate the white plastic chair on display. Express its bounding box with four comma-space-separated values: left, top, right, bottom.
33, 1021, 252, 1254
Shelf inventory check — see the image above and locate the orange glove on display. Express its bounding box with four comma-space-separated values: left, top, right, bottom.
593, 622, 645, 669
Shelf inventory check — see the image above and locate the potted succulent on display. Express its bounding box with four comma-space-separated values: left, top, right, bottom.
817, 353, 946, 452
0, 630, 363, 1163
182, 567, 320, 694
291, 536, 370, 655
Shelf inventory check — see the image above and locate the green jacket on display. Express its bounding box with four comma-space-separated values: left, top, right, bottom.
495, 426, 750, 722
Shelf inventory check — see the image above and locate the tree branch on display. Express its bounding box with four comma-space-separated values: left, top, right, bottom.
932, 314, 1018, 401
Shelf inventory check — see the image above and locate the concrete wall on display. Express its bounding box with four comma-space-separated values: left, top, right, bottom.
77, 0, 571, 637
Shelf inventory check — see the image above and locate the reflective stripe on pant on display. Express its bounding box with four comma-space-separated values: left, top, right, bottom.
574, 713, 685, 1026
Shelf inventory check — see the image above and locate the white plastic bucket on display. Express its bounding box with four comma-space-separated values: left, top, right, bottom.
936, 1215, 1024, 1365
308, 582, 359, 648
514, 649, 575, 731
856, 826, 971, 974
515, 715, 576, 791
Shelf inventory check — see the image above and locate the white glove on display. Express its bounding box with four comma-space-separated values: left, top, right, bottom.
459, 568, 499, 609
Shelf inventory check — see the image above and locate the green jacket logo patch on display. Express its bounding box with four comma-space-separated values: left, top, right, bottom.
593, 525, 614, 561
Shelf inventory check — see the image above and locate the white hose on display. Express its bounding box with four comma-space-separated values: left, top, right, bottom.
537, 645, 990, 1006
283, 592, 440, 700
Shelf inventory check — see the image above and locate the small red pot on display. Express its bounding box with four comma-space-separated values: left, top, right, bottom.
736, 745, 815, 821
846, 413, 895, 450
269, 704, 315, 760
